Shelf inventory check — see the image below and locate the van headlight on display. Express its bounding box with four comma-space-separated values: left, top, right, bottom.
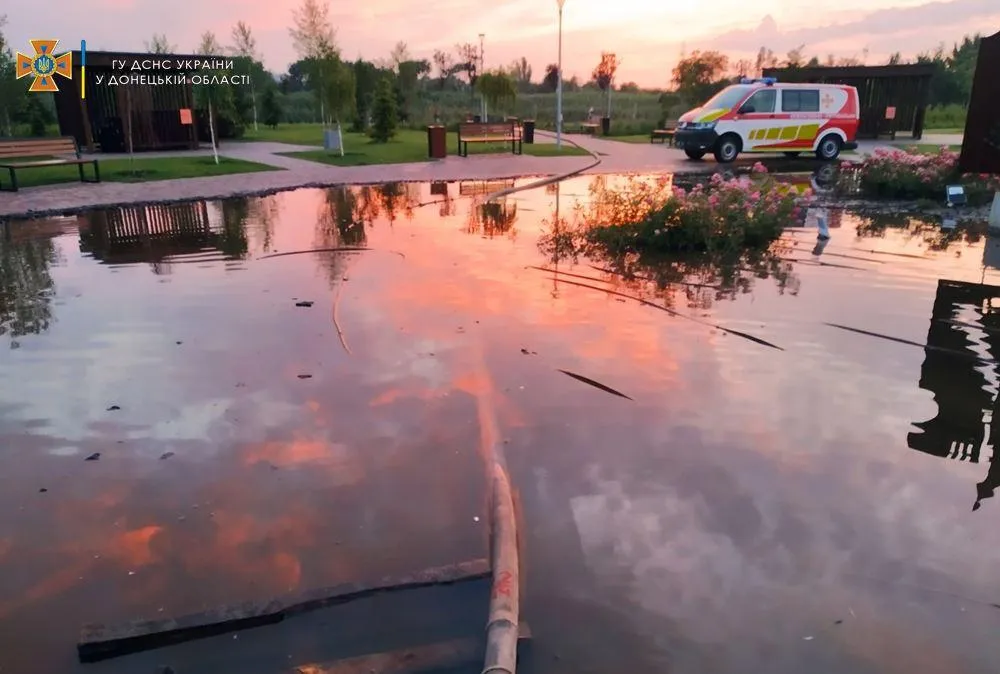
685, 121, 717, 130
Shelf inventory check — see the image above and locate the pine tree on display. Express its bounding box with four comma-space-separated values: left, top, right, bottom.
370, 76, 397, 143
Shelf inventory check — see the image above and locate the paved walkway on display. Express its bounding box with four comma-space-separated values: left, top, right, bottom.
0, 131, 966, 219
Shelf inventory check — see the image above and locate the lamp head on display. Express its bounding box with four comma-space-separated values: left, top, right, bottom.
557, 0, 566, 9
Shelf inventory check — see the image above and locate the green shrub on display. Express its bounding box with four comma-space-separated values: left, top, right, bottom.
924, 104, 967, 130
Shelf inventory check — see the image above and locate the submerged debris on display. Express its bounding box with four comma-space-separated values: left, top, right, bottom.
297, 374, 313, 379
295, 301, 314, 308
106, 405, 120, 411
159, 452, 174, 460
85, 453, 100, 461
825, 322, 994, 363
557, 369, 633, 401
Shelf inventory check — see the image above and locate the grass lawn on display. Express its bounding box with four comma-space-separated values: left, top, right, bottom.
276, 128, 587, 166
243, 123, 327, 145
924, 127, 964, 134
906, 144, 963, 154
1, 156, 277, 190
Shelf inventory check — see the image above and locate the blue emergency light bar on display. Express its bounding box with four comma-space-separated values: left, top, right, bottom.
739, 77, 777, 85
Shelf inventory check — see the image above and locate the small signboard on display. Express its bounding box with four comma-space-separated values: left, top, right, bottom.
885, 106, 897, 120
179, 108, 193, 125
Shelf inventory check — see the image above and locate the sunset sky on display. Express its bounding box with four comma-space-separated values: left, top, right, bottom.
5, 0, 998, 87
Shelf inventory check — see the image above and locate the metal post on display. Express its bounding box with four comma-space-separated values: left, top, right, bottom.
479, 33, 486, 123
556, 1, 564, 149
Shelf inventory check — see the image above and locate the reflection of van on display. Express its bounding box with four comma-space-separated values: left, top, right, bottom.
673, 78, 860, 163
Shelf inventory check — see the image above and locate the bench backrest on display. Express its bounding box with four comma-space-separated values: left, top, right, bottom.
459, 122, 516, 137
0, 136, 79, 159
662, 121, 678, 130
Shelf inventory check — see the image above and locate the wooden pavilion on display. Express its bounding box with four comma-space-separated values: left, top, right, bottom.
762, 64, 936, 140
52, 51, 217, 153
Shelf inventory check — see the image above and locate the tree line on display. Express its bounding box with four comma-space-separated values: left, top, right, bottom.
0, 5, 984, 141
671, 37, 982, 108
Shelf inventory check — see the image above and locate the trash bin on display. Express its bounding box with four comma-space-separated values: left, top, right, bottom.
522, 119, 536, 144
601, 116, 611, 136
473, 115, 482, 123
427, 125, 446, 159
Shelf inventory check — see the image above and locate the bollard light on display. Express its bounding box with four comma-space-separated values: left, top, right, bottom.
945, 185, 967, 207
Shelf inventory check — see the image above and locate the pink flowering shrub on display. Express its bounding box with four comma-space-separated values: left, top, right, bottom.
847, 147, 1000, 202
579, 166, 811, 254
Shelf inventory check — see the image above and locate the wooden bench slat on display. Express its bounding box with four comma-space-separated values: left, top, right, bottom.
0, 158, 93, 168
0, 136, 101, 192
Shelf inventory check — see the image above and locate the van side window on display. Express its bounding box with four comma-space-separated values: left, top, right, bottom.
742, 89, 776, 113
782, 90, 820, 112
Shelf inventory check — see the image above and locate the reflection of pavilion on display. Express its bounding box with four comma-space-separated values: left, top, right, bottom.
458, 179, 515, 197
909, 279, 1000, 510
79, 201, 249, 272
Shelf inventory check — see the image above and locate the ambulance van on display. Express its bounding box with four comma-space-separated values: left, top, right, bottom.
673, 78, 860, 163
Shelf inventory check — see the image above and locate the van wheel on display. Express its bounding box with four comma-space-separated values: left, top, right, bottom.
816, 135, 842, 160
783, 152, 801, 158
713, 134, 741, 163
684, 149, 706, 160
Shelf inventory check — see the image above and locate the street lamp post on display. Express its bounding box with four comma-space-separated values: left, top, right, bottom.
479, 33, 486, 122
556, 0, 565, 149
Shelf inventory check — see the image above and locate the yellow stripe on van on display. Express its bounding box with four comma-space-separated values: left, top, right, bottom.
797, 124, 820, 140
780, 126, 798, 140
765, 128, 781, 140
695, 108, 728, 123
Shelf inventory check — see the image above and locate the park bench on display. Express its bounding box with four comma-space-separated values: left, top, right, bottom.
650, 122, 678, 145
456, 122, 522, 157
580, 119, 600, 135
0, 136, 100, 192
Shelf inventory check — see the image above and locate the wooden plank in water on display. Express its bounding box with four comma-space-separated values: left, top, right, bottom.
77, 558, 490, 663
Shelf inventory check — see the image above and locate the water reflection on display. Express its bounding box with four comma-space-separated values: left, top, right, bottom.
539, 175, 801, 310
0, 219, 64, 348
909, 279, 1000, 510
7, 176, 1000, 674
855, 212, 987, 251
466, 199, 518, 238
79, 201, 251, 271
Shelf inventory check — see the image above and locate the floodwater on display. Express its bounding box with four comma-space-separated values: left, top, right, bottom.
2, 173, 1000, 674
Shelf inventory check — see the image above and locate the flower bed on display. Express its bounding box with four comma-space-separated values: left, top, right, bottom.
575, 163, 810, 255
845, 147, 1000, 204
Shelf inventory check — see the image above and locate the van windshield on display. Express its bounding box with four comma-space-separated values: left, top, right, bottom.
701, 85, 752, 110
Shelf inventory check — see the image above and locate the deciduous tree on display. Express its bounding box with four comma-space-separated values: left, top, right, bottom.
672, 50, 729, 105
289, 0, 339, 124
592, 52, 621, 117
541, 63, 559, 93
0, 16, 26, 137
145, 33, 174, 54
432, 49, 454, 89
454, 42, 480, 87
230, 21, 264, 130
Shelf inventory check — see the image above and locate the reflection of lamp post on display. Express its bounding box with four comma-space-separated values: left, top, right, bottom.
552, 181, 561, 298
479, 33, 486, 122
556, 0, 565, 149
